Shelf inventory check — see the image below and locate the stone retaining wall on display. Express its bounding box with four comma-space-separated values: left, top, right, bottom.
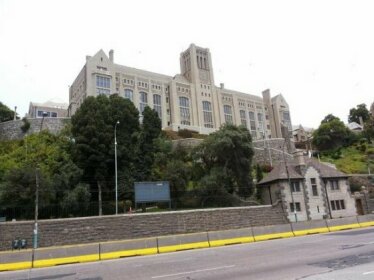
0, 118, 70, 141
0, 203, 287, 251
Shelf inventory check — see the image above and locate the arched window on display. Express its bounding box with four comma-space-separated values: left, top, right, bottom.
224, 105, 233, 124
179, 97, 190, 125
124, 89, 133, 101
202, 101, 213, 128
139, 91, 148, 114
153, 94, 162, 119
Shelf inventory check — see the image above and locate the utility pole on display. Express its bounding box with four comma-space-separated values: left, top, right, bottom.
282, 139, 297, 222
33, 168, 39, 249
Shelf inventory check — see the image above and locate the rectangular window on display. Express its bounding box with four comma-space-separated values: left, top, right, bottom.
330, 200, 345, 211
179, 97, 190, 125
96, 75, 111, 95
291, 181, 301, 192
224, 105, 233, 124
240, 110, 247, 127
312, 185, 318, 196
290, 202, 301, 212
248, 111, 256, 138
330, 180, 339, 190
51, 112, 57, 118
124, 89, 133, 101
202, 101, 213, 128
153, 94, 162, 119
311, 178, 318, 196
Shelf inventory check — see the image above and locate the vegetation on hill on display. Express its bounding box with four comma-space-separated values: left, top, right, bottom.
0, 96, 255, 220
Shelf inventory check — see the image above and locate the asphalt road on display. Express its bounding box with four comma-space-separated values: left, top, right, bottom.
2, 227, 374, 280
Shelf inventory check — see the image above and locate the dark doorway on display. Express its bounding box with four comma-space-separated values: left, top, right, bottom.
356, 199, 364, 215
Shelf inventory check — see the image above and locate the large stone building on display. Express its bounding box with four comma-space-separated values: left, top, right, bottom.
69, 44, 292, 139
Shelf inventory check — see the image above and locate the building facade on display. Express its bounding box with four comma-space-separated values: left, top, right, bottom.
258, 152, 357, 222
69, 44, 292, 139
28, 100, 68, 118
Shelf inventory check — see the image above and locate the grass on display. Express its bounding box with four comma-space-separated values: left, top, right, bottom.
321, 143, 374, 174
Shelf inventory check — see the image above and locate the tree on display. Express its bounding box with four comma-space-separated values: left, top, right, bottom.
313, 115, 353, 151
136, 106, 161, 181
0, 130, 84, 219
349, 103, 370, 124
0, 102, 16, 122
363, 116, 374, 143
193, 124, 254, 197
321, 114, 340, 124
71, 95, 139, 215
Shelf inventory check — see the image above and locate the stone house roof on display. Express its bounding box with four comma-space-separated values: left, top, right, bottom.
258, 157, 348, 185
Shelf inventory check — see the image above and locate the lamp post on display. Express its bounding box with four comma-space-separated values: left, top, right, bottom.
114, 121, 120, 215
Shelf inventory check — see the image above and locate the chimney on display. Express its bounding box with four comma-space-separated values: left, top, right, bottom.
220, 83, 224, 89
86, 55, 91, 62
109, 49, 114, 62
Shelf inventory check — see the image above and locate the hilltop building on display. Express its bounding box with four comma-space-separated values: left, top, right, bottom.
28, 100, 68, 118
69, 44, 292, 139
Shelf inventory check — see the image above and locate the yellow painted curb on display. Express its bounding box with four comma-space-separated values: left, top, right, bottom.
100, 248, 157, 260
358, 221, 374, 228
209, 236, 254, 247
0, 261, 32, 272
254, 231, 294, 241
293, 227, 329, 236
33, 253, 99, 268
158, 241, 209, 253
327, 223, 361, 232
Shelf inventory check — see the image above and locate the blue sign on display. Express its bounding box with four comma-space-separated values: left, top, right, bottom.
134, 181, 170, 203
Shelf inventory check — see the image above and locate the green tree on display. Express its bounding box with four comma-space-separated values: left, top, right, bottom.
136, 106, 162, 181
193, 124, 254, 198
313, 115, 353, 151
321, 114, 340, 124
0, 130, 84, 219
0, 102, 17, 122
71, 95, 139, 215
363, 116, 374, 143
348, 103, 370, 124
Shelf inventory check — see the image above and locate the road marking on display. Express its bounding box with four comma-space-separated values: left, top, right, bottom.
363, 270, 374, 275
151, 265, 235, 279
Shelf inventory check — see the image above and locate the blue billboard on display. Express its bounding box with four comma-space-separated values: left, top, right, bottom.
134, 181, 170, 203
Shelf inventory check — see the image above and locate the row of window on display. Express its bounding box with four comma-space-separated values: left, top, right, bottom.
291, 179, 339, 194
177, 87, 190, 93
37, 110, 58, 118
289, 199, 346, 213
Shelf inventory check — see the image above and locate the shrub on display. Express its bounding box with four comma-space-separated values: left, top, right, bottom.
178, 129, 198, 138
20, 117, 31, 133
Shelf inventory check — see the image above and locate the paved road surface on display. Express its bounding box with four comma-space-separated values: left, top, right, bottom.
2, 227, 374, 280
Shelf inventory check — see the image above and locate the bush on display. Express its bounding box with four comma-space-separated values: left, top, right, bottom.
177, 129, 198, 138
20, 117, 30, 133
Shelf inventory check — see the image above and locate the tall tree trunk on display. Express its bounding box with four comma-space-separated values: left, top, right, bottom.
97, 181, 102, 216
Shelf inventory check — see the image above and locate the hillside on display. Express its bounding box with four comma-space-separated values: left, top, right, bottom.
321, 142, 374, 174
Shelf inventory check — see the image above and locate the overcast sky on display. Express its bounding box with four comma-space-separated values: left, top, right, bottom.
0, 0, 373, 128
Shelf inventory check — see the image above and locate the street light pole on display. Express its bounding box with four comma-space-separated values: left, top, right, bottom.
114, 121, 120, 215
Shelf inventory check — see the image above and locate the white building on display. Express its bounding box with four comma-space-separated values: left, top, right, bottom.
69, 44, 292, 139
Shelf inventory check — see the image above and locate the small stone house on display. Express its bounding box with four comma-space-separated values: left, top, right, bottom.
258, 152, 357, 222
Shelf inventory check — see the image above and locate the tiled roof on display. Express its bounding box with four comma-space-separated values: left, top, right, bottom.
258, 157, 348, 185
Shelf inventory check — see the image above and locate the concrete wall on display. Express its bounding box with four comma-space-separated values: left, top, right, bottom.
0, 118, 70, 141
0, 204, 287, 251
